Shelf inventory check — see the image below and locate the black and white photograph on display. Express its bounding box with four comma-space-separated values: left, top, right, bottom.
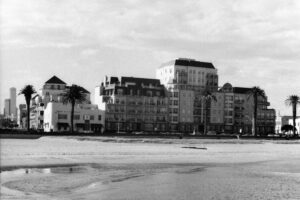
0, 0, 300, 199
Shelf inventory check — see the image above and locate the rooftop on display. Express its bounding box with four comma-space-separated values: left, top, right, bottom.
121, 77, 161, 86
232, 87, 252, 94
160, 58, 215, 69
45, 76, 66, 84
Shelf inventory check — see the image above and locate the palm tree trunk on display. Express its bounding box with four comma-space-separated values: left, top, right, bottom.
71, 101, 75, 133
27, 103, 30, 131
293, 104, 296, 136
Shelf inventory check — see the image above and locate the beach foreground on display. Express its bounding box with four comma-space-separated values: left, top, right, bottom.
1, 137, 300, 200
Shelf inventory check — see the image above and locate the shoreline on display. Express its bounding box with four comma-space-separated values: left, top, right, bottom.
1, 132, 299, 141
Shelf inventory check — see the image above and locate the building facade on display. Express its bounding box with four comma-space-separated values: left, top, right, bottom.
43, 102, 104, 132
18, 104, 27, 129
209, 83, 276, 135
156, 58, 219, 133
4, 99, 10, 117
10, 87, 17, 121
95, 76, 169, 133
30, 75, 104, 132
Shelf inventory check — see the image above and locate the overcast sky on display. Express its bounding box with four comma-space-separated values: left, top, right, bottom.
1, 0, 300, 115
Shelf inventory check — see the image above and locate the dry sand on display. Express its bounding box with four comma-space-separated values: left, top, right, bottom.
0, 136, 299, 200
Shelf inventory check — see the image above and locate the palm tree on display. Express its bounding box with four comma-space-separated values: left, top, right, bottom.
247, 87, 266, 136
202, 90, 217, 135
285, 95, 300, 136
19, 85, 36, 131
62, 84, 87, 133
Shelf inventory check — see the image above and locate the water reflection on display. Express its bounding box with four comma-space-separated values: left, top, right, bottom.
7, 166, 87, 175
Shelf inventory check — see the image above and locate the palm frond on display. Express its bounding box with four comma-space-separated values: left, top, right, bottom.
62, 84, 87, 105
285, 95, 300, 106
246, 86, 266, 100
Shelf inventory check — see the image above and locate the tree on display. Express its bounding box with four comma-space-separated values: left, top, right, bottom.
19, 85, 36, 131
247, 87, 266, 136
281, 124, 294, 133
202, 90, 217, 135
285, 95, 300, 136
62, 84, 87, 133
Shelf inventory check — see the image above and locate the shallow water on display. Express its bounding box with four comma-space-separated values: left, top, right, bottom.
1, 137, 300, 199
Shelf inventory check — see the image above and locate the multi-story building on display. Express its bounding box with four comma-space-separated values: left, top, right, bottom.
43, 102, 104, 132
10, 87, 17, 120
210, 83, 276, 135
95, 76, 169, 133
4, 99, 10, 117
3, 88, 17, 122
156, 58, 218, 133
30, 75, 104, 132
18, 104, 27, 128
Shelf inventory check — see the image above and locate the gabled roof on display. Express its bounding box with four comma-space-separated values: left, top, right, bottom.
160, 58, 215, 69
45, 76, 66, 84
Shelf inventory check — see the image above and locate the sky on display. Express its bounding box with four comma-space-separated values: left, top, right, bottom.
1, 0, 300, 115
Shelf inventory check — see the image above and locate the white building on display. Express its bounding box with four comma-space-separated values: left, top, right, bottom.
288, 118, 300, 134
156, 58, 218, 133
30, 75, 104, 132
44, 102, 104, 132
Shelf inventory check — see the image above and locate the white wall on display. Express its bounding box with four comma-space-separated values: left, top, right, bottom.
44, 102, 105, 132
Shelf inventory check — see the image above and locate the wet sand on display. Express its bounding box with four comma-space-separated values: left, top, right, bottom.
1, 137, 300, 199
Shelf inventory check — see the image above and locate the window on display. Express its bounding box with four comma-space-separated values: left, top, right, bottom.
173, 116, 178, 122
90, 115, 94, 120
173, 108, 178, 113
174, 92, 179, 97
74, 115, 80, 120
174, 100, 178, 105
117, 89, 123, 95
58, 114, 67, 120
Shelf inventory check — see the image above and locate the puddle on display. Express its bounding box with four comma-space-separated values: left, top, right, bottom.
1, 165, 88, 175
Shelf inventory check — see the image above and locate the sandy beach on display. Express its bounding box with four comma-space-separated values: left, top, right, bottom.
1, 137, 300, 200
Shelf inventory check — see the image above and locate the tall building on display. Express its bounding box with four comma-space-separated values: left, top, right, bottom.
4, 99, 10, 117
10, 87, 17, 120
95, 76, 169, 132
156, 58, 218, 133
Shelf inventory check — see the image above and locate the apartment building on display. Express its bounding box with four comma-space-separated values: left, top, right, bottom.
156, 58, 218, 133
210, 83, 276, 135
95, 76, 169, 133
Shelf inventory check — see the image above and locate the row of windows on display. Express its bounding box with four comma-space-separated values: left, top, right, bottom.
45, 84, 64, 90
169, 100, 178, 105
115, 89, 162, 97
58, 114, 102, 121
115, 99, 167, 105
